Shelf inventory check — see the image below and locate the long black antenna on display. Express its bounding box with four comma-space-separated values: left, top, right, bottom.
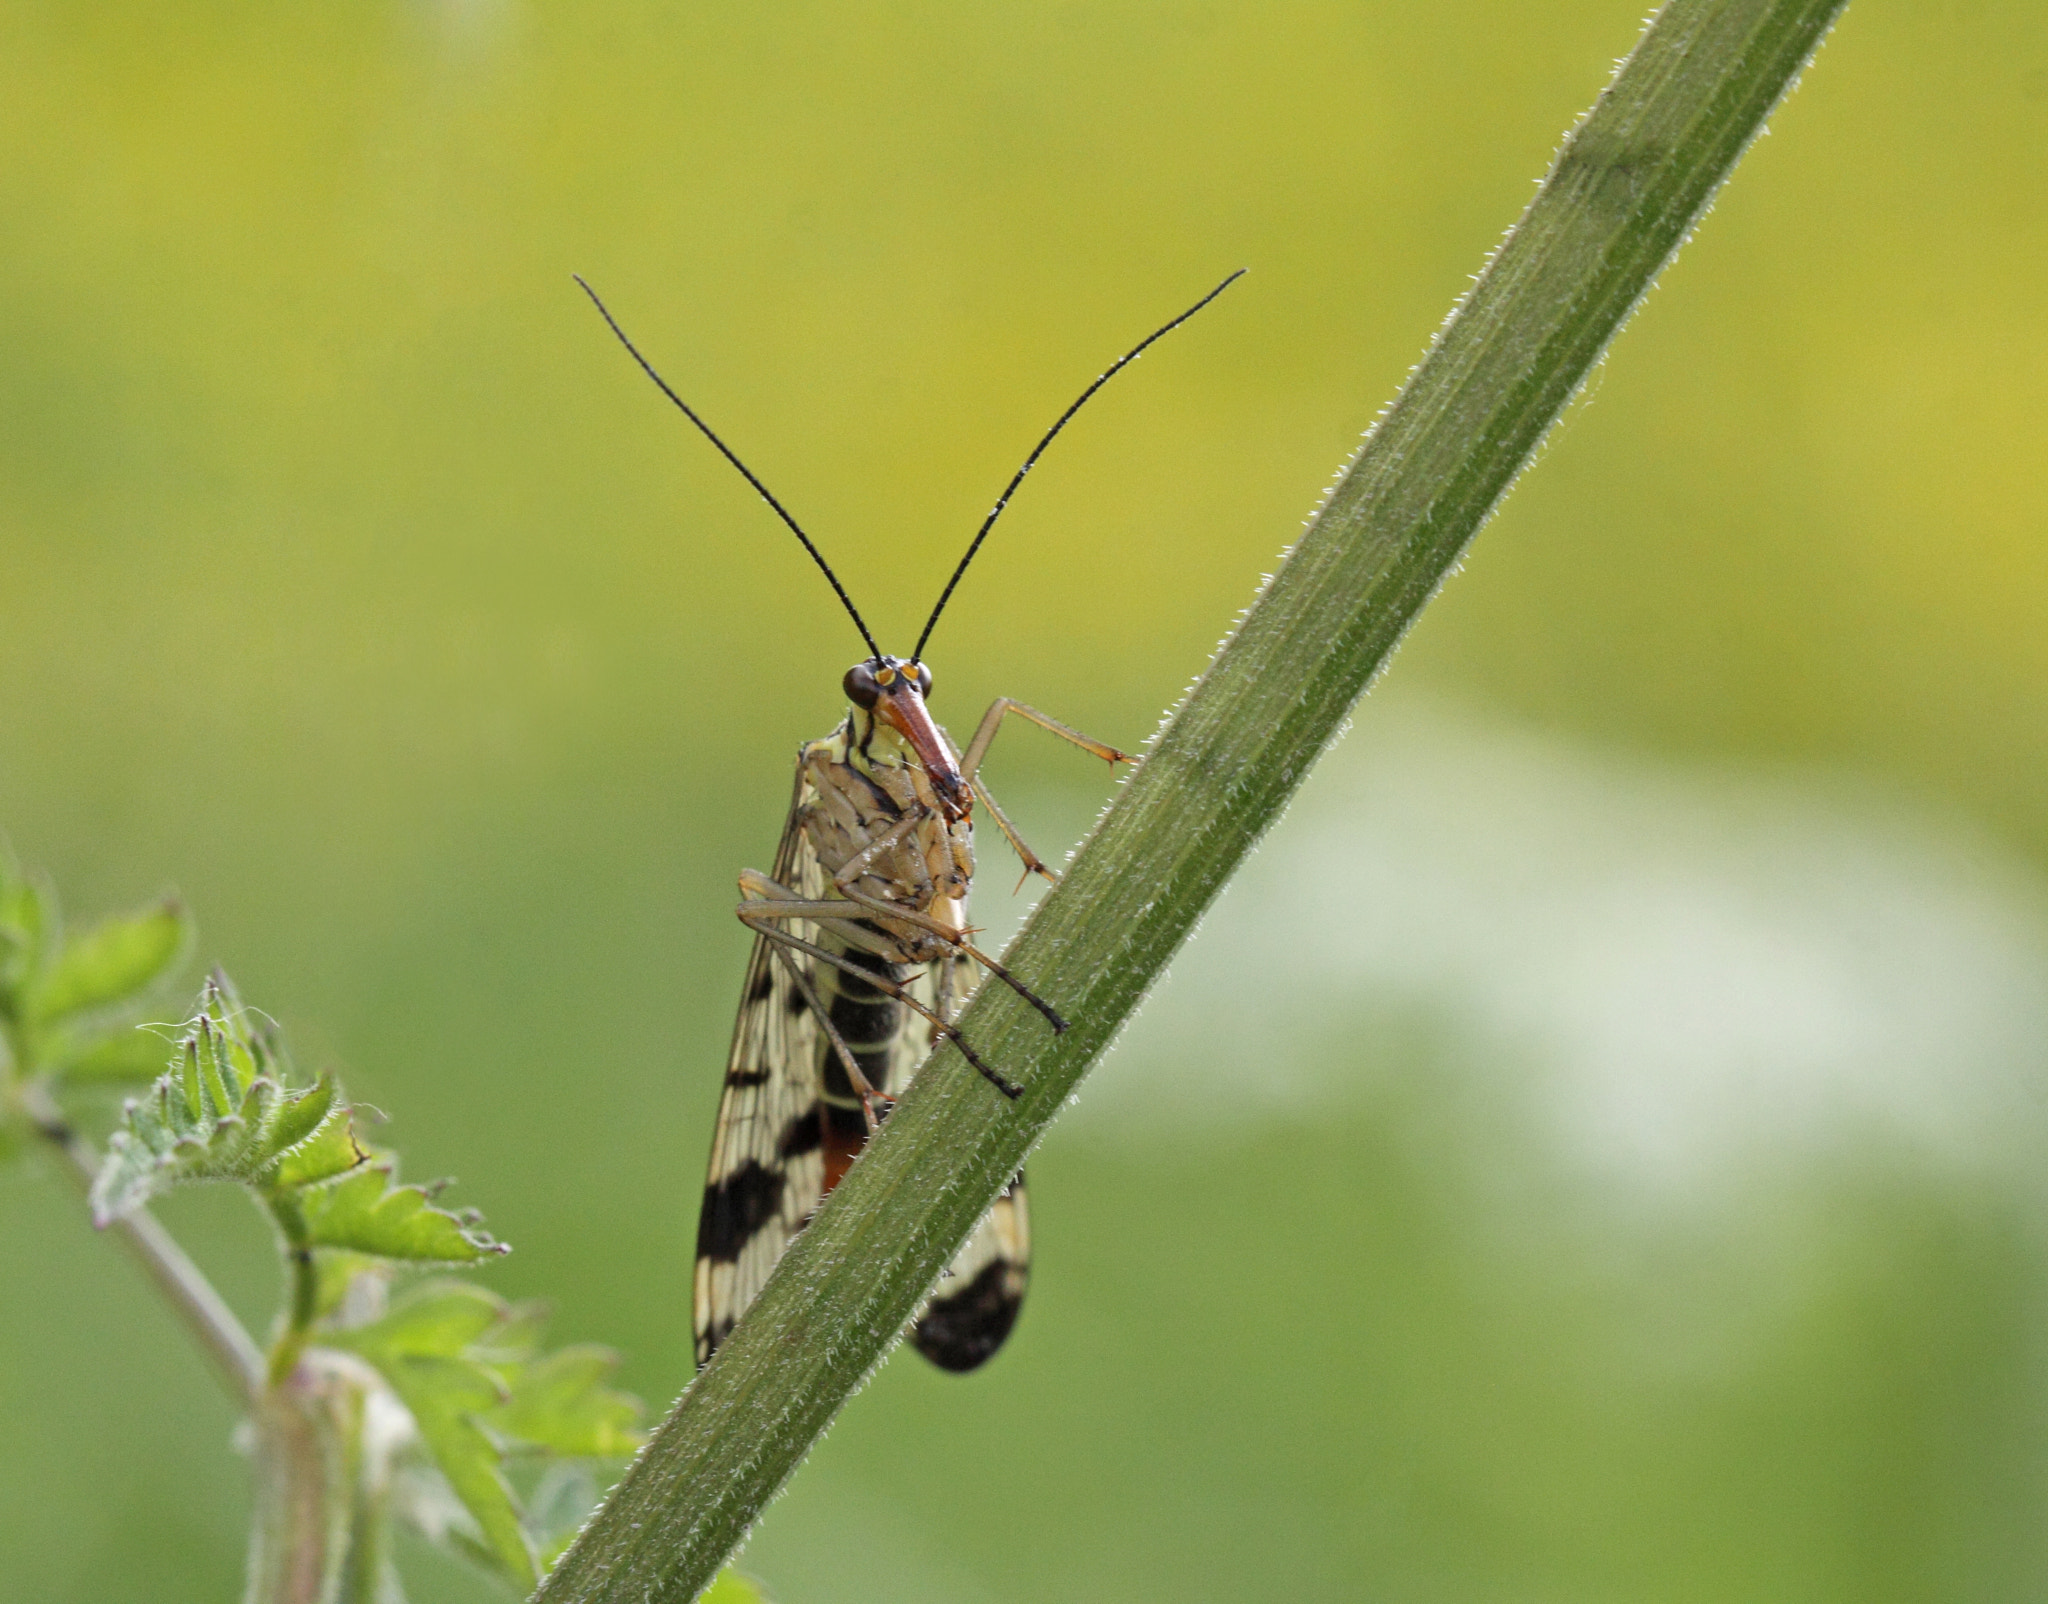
574, 275, 885, 663
911, 268, 1246, 663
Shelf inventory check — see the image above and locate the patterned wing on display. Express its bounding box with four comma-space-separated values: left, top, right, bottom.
905, 941, 1032, 1373
694, 783, 1030, 1373
692, 774, 829, 1368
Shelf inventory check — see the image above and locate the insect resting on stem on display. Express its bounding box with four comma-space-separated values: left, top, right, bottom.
578, 268, 1241, 1370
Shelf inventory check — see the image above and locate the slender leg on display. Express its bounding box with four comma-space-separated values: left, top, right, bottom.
740, 865, 958, 951
756, 819, 1069, 1035
741, 879, 1068, 1037
949, 939, 1066, 1033
832, 811, 938, 909
736, 902, 1022, 1098
960, 698, 1133, 781
957, 699, 1134, 887
764, 942, 890, 1133
971, 778, 1057, 890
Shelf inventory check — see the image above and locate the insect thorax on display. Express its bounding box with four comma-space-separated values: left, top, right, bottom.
798, 720, 973, 962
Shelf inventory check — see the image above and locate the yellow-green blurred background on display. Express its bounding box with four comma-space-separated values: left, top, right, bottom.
5, 2, 2048, 1599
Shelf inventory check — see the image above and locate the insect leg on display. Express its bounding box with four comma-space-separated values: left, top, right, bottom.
956, 700, 1134, 888
738, 870, 946, 955
804, 868, 1070, 1037
970, 777, 1057, 891
737, 900, 1023, 1099
831, 810, 937, 905
959, 698, 1133, 781
951, 938, 1068, 1034
803, 814, 1067, 1034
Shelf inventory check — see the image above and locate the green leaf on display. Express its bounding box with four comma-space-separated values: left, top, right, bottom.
330, 1282, 646, 1588
88, 974, 333, 1223
310, 1250, 383, 1322
265, 1072, 342, 1161
348, 1289, 642, 1459
470, 1299, 549, 1365
270, 1105, 368, 1188
387, 1352, 534, 1586
489, 1345, 643, 1459
93, 1046, 273, 1221
26, 897, 189, 1027
336, 1283, 534, 1587
297, 1164, 507, 1264
341, 1281, 506, 1360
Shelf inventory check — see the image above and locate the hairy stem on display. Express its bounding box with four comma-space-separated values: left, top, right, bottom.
537, 1, 1850, 1599
244, 1352, 380, 1604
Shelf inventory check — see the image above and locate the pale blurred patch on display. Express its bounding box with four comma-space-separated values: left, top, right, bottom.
1081, 699, 2048, 1205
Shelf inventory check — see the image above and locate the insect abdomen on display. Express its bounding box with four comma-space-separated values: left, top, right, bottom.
816, 941, 901, 1192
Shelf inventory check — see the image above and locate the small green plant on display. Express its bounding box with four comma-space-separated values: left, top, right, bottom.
0, 848, 663, 1603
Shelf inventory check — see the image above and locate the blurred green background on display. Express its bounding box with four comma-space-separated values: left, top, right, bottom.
4, 1, 2048, 1599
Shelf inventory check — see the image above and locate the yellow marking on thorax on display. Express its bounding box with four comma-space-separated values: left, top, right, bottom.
854, 715, 917, 775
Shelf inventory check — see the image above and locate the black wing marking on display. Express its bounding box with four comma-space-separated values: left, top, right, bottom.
913, 1169, 1030, 1371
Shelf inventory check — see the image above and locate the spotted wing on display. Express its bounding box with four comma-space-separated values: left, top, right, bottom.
904, 944, 1032, 1373
692, 773, 828, 1368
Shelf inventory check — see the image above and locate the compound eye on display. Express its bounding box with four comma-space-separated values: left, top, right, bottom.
913, 661, 933, 697
843, 662, 880, 709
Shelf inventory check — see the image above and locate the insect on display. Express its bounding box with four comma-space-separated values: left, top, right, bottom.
578, 269, 1241, 1371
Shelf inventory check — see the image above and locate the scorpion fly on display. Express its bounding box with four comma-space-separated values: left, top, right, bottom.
578, 270, 1241, 1372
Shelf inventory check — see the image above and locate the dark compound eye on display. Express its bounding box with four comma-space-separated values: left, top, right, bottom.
843, 661, 880, 709
913, 661, 933, 697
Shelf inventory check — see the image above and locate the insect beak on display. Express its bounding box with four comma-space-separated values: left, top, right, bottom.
875, 680, 972, 820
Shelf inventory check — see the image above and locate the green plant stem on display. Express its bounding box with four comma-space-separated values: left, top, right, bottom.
24, 1083, 264, 1401
536, 2, 1849, 1599
264, 1193, 320, 1388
